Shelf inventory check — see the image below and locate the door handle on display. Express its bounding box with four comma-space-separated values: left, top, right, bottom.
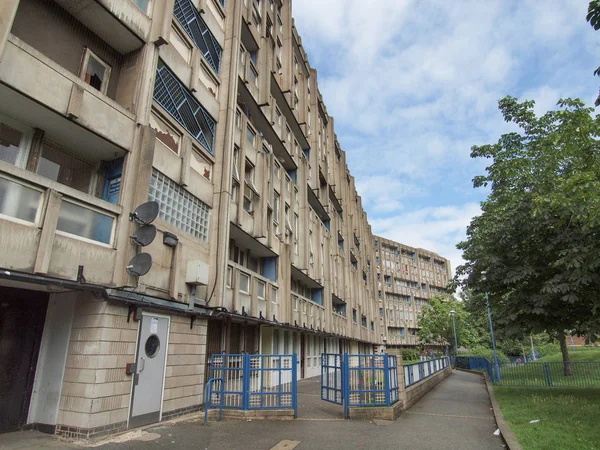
139, 356, 146, 373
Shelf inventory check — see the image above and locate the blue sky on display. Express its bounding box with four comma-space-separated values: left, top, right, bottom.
292, 0, 599, 273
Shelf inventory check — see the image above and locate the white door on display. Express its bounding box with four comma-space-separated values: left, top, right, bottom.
129, 314, 169, 428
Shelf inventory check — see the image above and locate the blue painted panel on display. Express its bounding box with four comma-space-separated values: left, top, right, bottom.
261, 257, 277, 282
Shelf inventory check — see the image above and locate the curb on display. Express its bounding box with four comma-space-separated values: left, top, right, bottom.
456, 369, 522, 450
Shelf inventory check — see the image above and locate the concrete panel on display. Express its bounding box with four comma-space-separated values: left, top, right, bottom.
153, 144, 182, 184
78, 89, 135, 150
0, 219, 40, 271
47, 235, 117, 285
0, 40, 72, 114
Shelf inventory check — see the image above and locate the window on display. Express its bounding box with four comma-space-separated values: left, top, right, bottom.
257, 279, 266, 299
148, 169, 210, 241
246, 126, 256, 148
239, 45, 246, 65
273, 191, 280, 225
370, 321, 374, 331
352, 308, 357, 323
361, 315, 367, 328
153, 61, 216, 154
249, 64, 259, 86
226, 266, 233, 287
274, 161, 280, 179
284, 204, 291, 230
243, 160, 259, 213
0, 176, 42, 224
131, 0, 149, 13
239, 272, 250, 293
173, 0, 223, 74
232, 146, 240, 182
0, 115, 32, 168
56, 200, 114, 245
37, 141, 94, 194
80, 49, 111, 94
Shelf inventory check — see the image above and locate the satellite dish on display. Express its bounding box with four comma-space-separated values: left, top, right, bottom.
130, 201, 159, 225
131, 225, 157, 247
126, 253, 152, 277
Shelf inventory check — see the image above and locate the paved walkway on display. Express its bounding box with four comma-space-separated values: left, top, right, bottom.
0, 371, 505, 450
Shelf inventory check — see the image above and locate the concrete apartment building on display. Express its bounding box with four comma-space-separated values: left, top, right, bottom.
0, 0, 381, 438
374, 236, 451, 348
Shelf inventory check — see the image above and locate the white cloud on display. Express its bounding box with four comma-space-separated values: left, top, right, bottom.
292, 0, 598, 268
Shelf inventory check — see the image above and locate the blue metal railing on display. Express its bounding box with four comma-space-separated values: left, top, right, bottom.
491, 361, 600, 387
404, 357, 450, 388
206, 353, 298, 421
321, 353, 399, 418
204, 377, 224, 424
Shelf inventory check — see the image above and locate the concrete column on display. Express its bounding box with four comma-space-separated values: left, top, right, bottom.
33, 190, 62, 274
0, 0, 19, 63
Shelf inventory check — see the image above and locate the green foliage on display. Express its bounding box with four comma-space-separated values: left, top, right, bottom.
417, 296, 473, 350
456, 97, 600, 364
401, 348, 420, 362
461, 346, 510, 363
536, 343, 560, 358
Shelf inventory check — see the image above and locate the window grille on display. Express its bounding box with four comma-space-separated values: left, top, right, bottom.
153, 61, 216, 154
174, 0, 222, 74
149, 169, 210, 241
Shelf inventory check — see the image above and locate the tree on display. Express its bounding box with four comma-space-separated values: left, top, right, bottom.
587, 1, 600, 105
456, 96, 600, 375
418, 296, 473, 353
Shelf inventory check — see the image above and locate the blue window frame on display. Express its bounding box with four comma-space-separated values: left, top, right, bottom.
153, 61, 216, 154
174, 0, 223, 74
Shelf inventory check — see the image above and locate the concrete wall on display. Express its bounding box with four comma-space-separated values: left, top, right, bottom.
162, 315, 207, 418
56, 295, 138, 438
51, 294, 207, 439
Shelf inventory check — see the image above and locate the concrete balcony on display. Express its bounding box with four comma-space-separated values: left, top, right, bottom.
52, 0, 151, 53
332, 313, 347, 336
0, 163, 121, 286
0, 36, 137, 152
291, 293, 325, 331
225, 263, 281, 322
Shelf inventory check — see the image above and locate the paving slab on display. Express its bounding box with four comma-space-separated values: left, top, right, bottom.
0, 370, 506, 450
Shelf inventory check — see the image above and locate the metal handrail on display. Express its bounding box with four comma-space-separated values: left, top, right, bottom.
204, 377, 224, 424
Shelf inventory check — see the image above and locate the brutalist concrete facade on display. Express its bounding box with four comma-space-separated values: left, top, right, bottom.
0, 0, 384, 437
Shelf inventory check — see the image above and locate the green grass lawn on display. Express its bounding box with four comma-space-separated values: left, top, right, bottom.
494, 387, 600, 450
495, 348, 600, 387
537, 347, 600, 363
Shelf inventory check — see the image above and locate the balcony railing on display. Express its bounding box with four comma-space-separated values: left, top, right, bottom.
0, 165, 121, 284
228, 264, 280, 321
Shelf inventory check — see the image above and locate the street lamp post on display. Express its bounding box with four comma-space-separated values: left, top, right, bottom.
481, 271, 501, 381
449, 309, 458, 360
485, 291, 501, 382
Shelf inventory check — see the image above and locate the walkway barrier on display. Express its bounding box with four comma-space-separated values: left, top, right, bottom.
404, 357, 450, 388
204, 353, 297, 422
491, 361, 600, 387
321, 353, 399, 418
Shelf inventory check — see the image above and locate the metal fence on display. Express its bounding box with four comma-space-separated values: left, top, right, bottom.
404, 357, 450, 388
346, 354, 399, 408
321, 353, 399, 418
204, 353, 297, 423
492, 361, 600, 387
